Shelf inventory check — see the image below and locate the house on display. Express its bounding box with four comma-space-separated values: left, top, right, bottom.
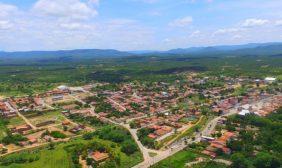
264, 77, 276, 83
27, 136, 38, 144
148, 133, 157, 139
0, 102, 17, 118
202, 131, 236, 158
202, 150, 216, 158
57, 85, 69, 91
91, 151, 109, 162
11, 124, 32, 134
69, 125, 85, 133
52, 95, 64, 101
238, 109, 250, 116
62, 120, 71, 126
0, 144, 7, 154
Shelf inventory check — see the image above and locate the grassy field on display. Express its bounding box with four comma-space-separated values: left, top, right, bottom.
0, 119, 8, 140
0, 143, 71, 168
177, 116, 208, 140
192, 161, 228, 168
151, 149, 197, 168
25, 110, 66, 126
156, 116, 208, 149
0, 136, 143, 168
7, 117, 26, 128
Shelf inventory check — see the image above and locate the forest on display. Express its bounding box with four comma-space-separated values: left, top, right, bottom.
0, 53, 281, 97
226, 107, 282, 168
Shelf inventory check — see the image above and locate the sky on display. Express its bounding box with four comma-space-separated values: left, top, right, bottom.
0, 0, 282, 51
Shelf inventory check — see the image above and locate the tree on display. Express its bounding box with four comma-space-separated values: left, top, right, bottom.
86, 158, 93, 165
231, 153, 250, 168
49, 142, 55, 150
63, 125, 68, 131
227, 139, 242, 152
121, 140, 138, 155
215, 148, 224, 156
254, 152, 281, 168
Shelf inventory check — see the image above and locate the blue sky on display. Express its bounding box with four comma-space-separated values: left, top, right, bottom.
0, 0, 282, 51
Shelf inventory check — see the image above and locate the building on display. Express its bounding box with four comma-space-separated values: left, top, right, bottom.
0, 144, 8, 154
91, 151, 109, 162
52, 95, 64, 101
264, 77, 276, 83
238, 109, 250, 116
11, 124, 32, 134
57, 85, 69, 91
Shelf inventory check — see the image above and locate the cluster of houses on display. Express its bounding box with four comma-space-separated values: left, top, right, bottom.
147, 125, 173, 139
0, 101, 16, 118
11, 124, 32, 135
0, 73, 280, 158
238, 95, 282, 116
9, 97, 45, 113
202, 131, 237, 158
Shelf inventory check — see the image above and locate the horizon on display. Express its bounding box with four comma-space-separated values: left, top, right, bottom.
0, 0, 282, 51
1, 41, 282, 53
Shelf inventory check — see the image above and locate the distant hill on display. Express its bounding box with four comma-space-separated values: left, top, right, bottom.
1, 42, 282, 64
148, 42, 282, 56
0, 49, 132, 63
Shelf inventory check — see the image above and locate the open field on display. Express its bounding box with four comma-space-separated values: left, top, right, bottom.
7, 117, 26, 128
150, 149, 197, 168
0, 119, 8, 140
24, 110, 66, 126
0, 136, 143, 168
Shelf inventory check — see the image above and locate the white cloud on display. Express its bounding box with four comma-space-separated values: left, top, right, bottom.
189, 30, 200, 37
0, 3, 18, 18
213, 28, 241, 35
59, 22, 92, 30
149, 11, 162, 16
275, 20, 282, 26
0, 20, 13, 30
185, 0, 214, 3
135, 0, 159, 3
242, 18, 269, 27
163, 38, 172, 43
88, 0, 100, 6
232, 35, 243, 40
33, 0, 98, 21
169, 16, 193, 27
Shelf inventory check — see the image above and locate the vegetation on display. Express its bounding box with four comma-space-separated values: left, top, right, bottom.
0, 54, 281, 97
0, 119, 9, 140
0, 134, 142, 168
151, 148, 197, 168
192, 161, 228, 168
137, 127, 156, 149
49, 131, 67, 139
0, 119, 28, 145
68, 113, 105, 127
226, 107, 282, 168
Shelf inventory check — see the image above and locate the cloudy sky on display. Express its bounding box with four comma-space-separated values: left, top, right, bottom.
0, 0, 282, 51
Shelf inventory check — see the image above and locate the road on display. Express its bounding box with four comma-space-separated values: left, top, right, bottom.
107, 97, 127, 111
201, 106, 239, 136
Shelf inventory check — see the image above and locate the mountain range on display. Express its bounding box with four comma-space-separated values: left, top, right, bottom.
0, 42, 282, 62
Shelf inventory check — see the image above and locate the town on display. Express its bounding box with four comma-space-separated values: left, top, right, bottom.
0, 73, 281, 168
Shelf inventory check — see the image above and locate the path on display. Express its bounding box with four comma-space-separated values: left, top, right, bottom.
5, 102, 37, 130
186, 158, 232, 167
